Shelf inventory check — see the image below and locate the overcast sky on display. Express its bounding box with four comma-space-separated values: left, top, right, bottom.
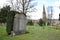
0, 0, 60, 20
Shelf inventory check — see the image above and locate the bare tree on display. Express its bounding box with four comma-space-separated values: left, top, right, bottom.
8, 0, 36, 15
47, 6, 53, 25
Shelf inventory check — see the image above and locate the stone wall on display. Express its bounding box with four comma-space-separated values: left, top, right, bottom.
47, 19, 60, 26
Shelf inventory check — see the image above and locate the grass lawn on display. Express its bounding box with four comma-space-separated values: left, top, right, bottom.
0, 25, 60, 40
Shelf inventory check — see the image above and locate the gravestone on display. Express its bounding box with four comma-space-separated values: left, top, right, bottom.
13, 13, 26, 34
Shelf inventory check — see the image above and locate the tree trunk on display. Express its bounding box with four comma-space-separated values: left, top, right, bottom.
13, 13, 26, 35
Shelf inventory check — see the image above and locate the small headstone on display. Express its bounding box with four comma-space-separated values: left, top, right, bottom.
11, 31, 15, 37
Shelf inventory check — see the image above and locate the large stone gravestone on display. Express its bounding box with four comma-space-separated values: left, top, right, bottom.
13, 13, 26, 34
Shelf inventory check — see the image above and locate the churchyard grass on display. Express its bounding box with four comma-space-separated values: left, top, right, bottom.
0, 25, 60, 40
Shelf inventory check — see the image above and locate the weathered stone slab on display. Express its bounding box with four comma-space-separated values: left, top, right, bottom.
13, 14, 26, 34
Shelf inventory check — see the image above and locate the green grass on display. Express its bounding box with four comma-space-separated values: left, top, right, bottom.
0, 25, 60, 40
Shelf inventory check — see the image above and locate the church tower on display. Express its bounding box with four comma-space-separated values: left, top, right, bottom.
43, 5, 46, 21
42, 5, 47, 25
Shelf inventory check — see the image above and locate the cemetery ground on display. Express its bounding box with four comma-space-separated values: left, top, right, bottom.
0, 25, 60, 40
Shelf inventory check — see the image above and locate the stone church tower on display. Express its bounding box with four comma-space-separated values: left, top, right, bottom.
42, 5, 47, 25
